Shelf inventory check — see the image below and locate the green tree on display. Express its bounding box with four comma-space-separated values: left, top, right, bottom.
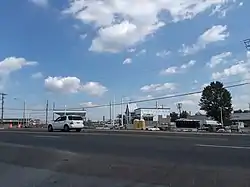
199, 81, 233, 124
170, 112, 179, 122
180, 111, 189, 118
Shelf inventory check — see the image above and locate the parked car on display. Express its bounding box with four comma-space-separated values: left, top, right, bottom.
145, 126, 160, 131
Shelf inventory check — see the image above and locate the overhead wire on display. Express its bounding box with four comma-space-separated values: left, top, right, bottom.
5, 80, 249, 111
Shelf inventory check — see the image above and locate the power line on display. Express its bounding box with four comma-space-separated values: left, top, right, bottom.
4, 81, 249, 111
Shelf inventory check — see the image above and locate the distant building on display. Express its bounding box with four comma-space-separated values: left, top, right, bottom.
133, 107, 171, 126
231, 112, 250, 126
2, 118, 32, 128
187, 113, 211, 121
124, 104, 171, 126
187, 111, 250, 127
124, 103, 138, 123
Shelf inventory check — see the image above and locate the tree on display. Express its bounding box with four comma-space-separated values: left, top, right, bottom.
180, 111, 189, 118
170, 112, 179, 122
199, 81, 233, 124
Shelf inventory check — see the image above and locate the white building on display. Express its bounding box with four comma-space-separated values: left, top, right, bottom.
134, 107, 171, 124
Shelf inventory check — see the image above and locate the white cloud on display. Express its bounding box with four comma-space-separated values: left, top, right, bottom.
160, 66, 178, 75
29, 0, 48, 6
63, 0, 237, 53
160, 60, 196, 75
80, 102, 98, 107
31, 72, 43, 79
136, 49, 147, 56
207, 52, 232, 68
140, 82, 176, 93
180, 25, 229, 55
0, 57, 38, 76
89, 21, 165, 53
123, 58, 132, 64
81, 82, 108, 96
212, 62, 249, 80
211, 52, 250, 80
80, 34, 87, 40
180, 60, 196, 69
156, 50, 171, 58
44, 76, 108, 96
193, 80, 198, 84
0, 56, 37, 89
128, 48, 136, 53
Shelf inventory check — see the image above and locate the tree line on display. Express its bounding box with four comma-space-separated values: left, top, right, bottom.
117, 81, 245, 125
171, 81, 235, 124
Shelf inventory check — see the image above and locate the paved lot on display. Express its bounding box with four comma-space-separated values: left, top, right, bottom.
0, 129, 250, 186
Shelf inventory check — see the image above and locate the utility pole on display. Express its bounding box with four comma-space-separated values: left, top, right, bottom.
176, 103, 182, 117
156, 101, 158, 109
23, 101, 26, 126
52, 102, 55, 121
45, 100, 49, 125
121, 97, 123, 127
113, 96, 115, 126
1, 93, 7, 127
109, 101, 112, 124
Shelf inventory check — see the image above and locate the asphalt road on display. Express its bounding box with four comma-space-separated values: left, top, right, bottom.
1, 129, 250, 186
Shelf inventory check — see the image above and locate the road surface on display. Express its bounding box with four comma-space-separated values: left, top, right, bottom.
0, 129, 250, 186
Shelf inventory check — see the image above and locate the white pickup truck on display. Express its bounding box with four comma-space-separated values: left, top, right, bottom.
48, 115, 84, 132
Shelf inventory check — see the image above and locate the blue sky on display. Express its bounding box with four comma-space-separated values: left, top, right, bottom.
0, 0, 249, 120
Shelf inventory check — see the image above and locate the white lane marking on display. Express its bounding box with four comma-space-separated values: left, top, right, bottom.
196, 144, 250, 150
33, 135, 61, 138
0, 141, 77, 155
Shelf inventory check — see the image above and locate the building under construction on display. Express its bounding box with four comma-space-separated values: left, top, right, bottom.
125, 103, 171, 126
